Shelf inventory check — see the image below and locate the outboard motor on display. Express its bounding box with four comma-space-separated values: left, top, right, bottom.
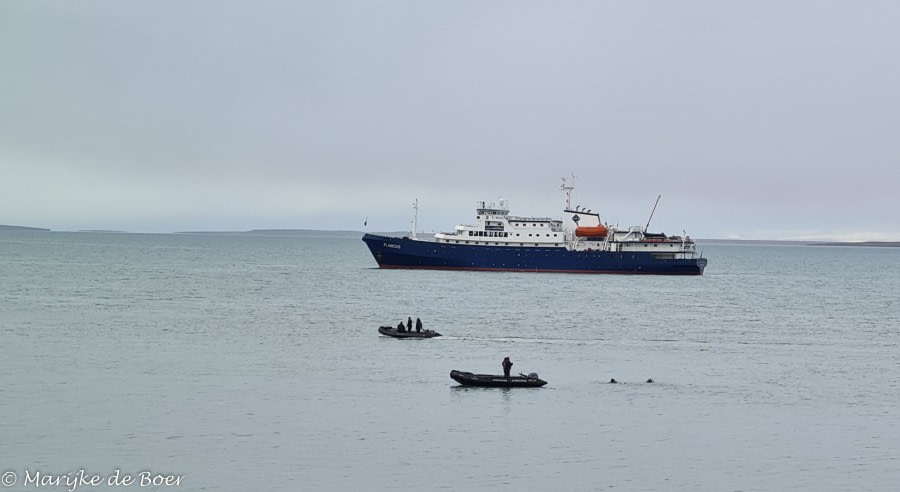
527, 372, 539, 379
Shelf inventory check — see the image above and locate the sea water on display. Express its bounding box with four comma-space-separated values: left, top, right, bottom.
1, 231, 899, 491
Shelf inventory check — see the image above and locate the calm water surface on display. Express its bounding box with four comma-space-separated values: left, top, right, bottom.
2, 232, 899, 491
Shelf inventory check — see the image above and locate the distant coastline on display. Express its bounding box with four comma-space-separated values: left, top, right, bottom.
175, 229, 376, 238
0, 224, 50, 232
2, 225, 899, 247
815, 241, 900, 248
698, 238, 900, 247
697, 238, 812, 246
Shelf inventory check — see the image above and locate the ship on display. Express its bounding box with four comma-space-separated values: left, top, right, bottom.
361, 178, 707, 275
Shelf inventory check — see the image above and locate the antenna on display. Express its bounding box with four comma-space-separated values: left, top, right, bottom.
411, 199, 419, 239
560, 173, 576, 211
645, 195, 661, 232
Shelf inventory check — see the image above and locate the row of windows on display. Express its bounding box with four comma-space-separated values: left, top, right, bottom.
467, 231, 559, 238
451, 240, 563, 246
473, 218, 550, 228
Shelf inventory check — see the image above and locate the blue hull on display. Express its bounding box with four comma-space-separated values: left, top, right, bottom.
362, 234, 706, 275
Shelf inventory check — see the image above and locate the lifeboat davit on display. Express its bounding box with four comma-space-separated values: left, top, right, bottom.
575, 225, 608, 238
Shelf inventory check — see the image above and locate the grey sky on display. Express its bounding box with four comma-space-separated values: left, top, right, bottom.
2, 1, 899, 240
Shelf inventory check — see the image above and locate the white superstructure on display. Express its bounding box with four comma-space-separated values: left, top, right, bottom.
432, 179, 700, 260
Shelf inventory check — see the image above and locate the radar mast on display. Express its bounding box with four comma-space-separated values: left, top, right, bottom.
560, 173, 576, 211
411, 198, 419, 239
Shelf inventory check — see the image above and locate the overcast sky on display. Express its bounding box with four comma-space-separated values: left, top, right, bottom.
2, 1, 899, 240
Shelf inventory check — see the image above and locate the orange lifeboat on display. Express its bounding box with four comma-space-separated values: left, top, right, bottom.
575, 225, 608, 238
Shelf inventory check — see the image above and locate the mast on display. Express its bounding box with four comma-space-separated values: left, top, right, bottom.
560, 173, 576, 210
560, 173, 577, 249
411, 198, 419, 239
645, 195, 661, 232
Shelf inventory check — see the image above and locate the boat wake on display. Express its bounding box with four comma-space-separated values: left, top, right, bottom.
443, 336, 607, 345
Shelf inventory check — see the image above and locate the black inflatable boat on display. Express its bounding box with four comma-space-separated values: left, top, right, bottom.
378, 325, 441, 339
450, 369, 547, 388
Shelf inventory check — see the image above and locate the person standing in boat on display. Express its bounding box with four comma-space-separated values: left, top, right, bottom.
415, 317, 422, 333
407, 316, 413, 332
502, 356, 513, 378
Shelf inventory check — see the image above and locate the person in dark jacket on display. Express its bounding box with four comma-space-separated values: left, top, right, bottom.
415, 317, 422, 333
407, 317, 412, 332
502, 356, 513, 378
397, 322, 405, 333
